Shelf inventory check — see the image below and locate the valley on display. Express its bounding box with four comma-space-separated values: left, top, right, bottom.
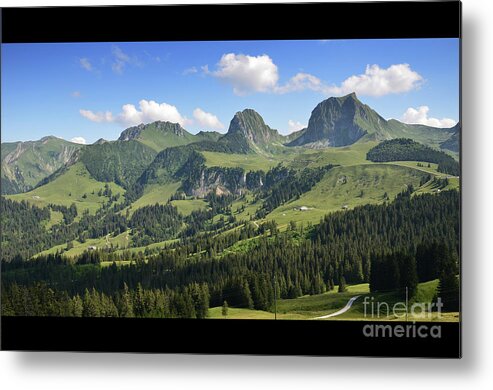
1, 93, 460, 321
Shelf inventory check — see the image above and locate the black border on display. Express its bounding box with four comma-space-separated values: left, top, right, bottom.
0, 2, 462, 357
1, 317, 460, 357
1, 2, 460, 43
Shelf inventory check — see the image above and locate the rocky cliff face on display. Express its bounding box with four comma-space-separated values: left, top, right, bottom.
288, 93, 384, 147
220, 109, 283, 152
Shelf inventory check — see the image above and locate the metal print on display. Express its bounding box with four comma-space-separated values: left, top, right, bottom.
0, 2, 461, 356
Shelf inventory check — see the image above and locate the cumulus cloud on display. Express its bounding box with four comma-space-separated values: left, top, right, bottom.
80, 100, 191, 127
79, 58, 93, 72
211, 53, 279, 95
208, 53, 422, 98
287, 120, 307, 134
70, 136, 87, 144
401, 106, 457, 128
79, 109, 114, 123
276, 73, 326, 94
327, 64, 423, 97
120, 100, 190, 127
193, 108, 224, 130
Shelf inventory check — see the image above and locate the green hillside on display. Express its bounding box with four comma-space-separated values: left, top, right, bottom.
1, 136, 83, 194
125, 182, 181, 215
209, 280, 458, 322
79, 140, 157, 189
7, 162, 125, 215
36, 230, 131, 257
202, 151, 284, 172
265, 164, 430, 226
117, 121, 223, 152
366, 138, 460, 175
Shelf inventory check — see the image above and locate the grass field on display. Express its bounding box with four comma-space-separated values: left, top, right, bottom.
295, 141, 378, 169
171, 199, 208, 216
133, 127, 196, 152
209, 280, 459, 322
7, 162, 125, 215
125, 182, 180, 215
202, 151, 284, 172
265, 164, 430, 226
112, 238, 179, 257
231, 194, 261, 222
44, 210, 64, 230
35, 231, 130, 257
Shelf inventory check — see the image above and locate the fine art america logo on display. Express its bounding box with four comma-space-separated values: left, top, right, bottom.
362, 296, 444, 339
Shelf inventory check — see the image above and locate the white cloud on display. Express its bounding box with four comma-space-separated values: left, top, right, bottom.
275, 73, 325, 94
208, 53, 422, 98
211, 53, 279, 95
120, 100, 190, 127
70, 136, 87, 144
79, 109, 114, 123
80, 100, 191, 127
183, 66, 198, 75
401, 106, 457, 128
193, 108, 224, 130
327, 64, 423, 97
287, 119, 307, 134
79, 58, 93, 72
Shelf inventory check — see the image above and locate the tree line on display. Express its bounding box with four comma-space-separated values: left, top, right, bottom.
2, 189, 460, 316
366, 138, 460, 176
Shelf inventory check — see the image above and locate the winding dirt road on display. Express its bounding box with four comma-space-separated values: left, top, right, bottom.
313, 295, 361, 319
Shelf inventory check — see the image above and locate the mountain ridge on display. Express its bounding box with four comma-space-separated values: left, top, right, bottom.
2, 95, 459, 195
287, 93, 457, 151
1, 137, 83, 194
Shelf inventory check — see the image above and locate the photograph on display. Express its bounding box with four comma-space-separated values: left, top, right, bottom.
1, 37, 460, 326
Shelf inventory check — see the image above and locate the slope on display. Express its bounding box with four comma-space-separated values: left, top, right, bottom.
265, 164, 430, 226
7, 162, 125, 215
1, 136, 83, 194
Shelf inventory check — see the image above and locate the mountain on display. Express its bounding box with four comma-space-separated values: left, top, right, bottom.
118, 121, 198, 152
79, 140, 157, 190
2, 95, 459, 198
282, 127, 307, 144
287, 92, 458, 152
196, 130, 222, 143
1, 136, 83, 194
117, 121, 222, 152
288, 93, 391, 147
440, 123, 460, 153
219, 109, 284, 153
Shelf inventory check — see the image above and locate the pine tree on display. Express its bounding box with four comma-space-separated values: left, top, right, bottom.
222, 300, 229, 317
399, 253, 418, 298
240, 280, 254, 309
437, 270, 459, 312
82, 288, 101, 317
71, 295, 83, 316
338, 276, 347, 293
119, 283, 134, 318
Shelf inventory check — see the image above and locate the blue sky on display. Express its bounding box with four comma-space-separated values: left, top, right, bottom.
1, 38, 459, 144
